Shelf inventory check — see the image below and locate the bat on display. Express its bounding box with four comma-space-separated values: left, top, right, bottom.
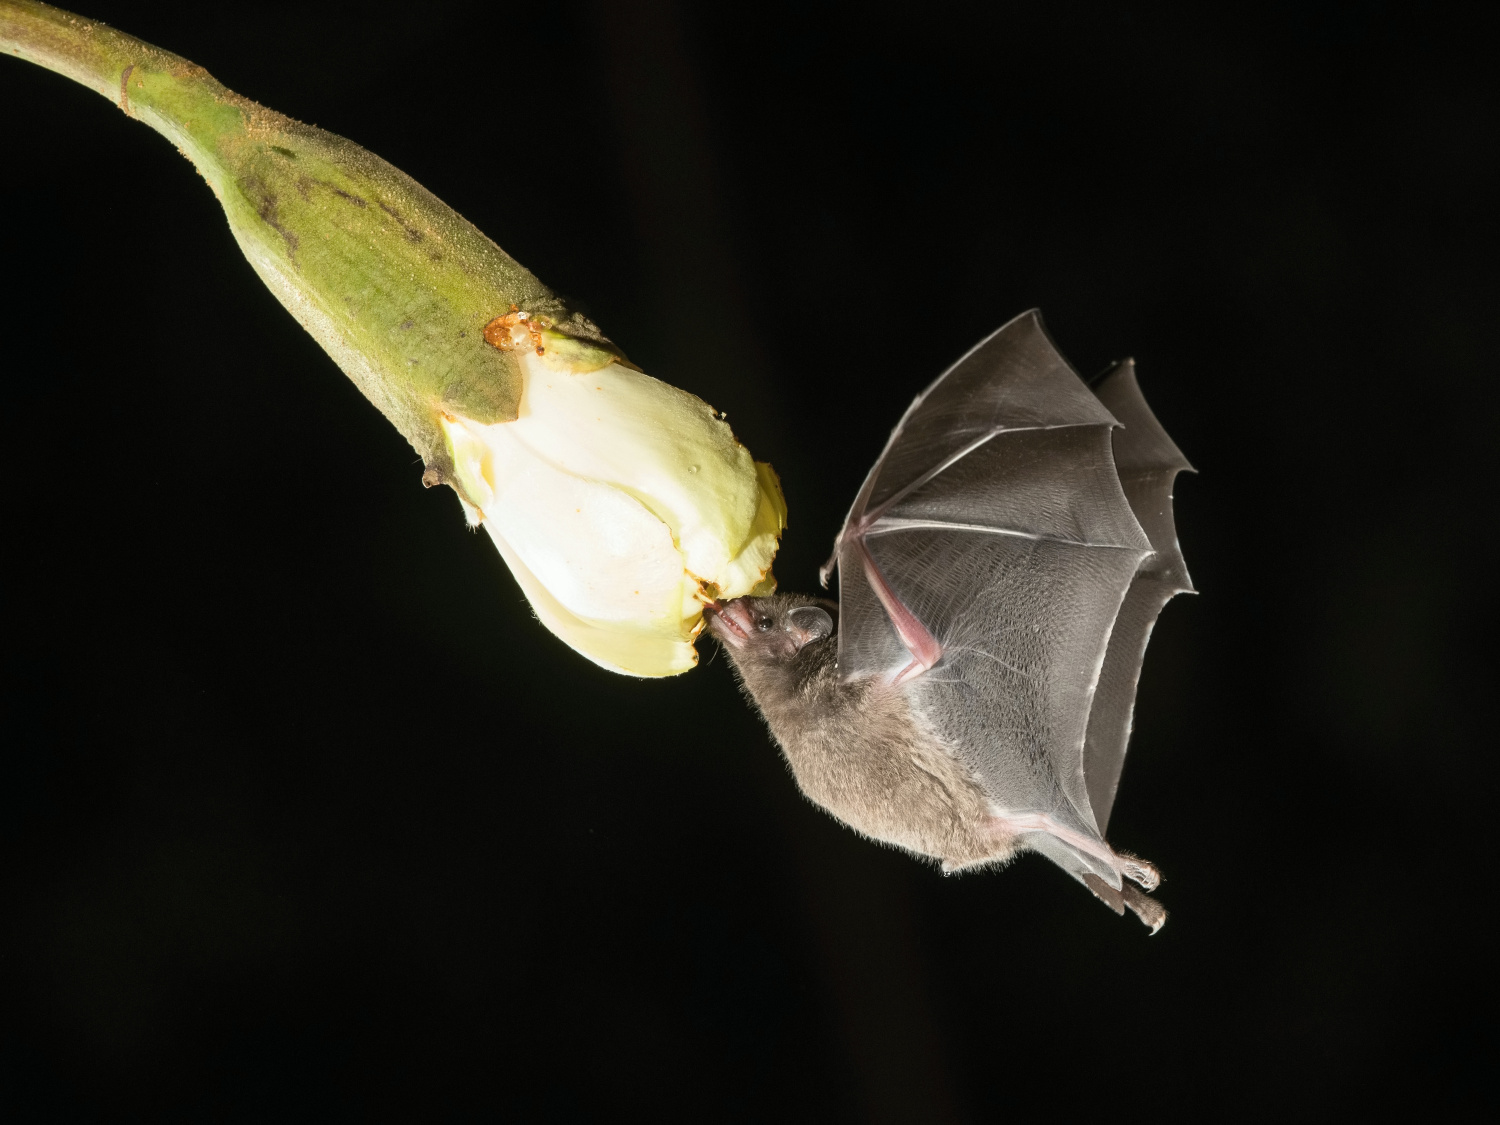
706, 310, 1193, 932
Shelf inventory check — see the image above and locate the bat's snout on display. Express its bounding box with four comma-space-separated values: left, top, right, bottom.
704, 598, 755, 647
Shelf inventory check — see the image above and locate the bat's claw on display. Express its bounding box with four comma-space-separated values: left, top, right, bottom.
1119, 854, 1161, 892
1082, 873, 1167, 933
1121, 884, 1168, 933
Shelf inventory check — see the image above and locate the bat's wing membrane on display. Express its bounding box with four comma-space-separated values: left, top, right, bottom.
1084, 360, 1196, 833
829, 312, 1169, 876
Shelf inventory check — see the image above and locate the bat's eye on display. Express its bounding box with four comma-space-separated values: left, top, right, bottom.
755, 616, 773, 631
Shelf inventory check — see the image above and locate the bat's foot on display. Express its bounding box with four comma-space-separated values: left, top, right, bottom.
1082, 873, 1168, 933
986, 812, 1163, 891
1118, 853, 1161, 892
1122, 884, 1168, 934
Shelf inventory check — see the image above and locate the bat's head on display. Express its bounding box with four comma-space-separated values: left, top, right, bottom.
704, 593, 836, 676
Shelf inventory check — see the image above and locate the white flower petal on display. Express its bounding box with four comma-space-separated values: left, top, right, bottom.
437, 351, 786, 676
480, 420, 688, 626
511, 354, 766, 589
484, 525, 700, 678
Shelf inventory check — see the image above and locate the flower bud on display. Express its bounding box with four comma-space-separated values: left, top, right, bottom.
442, 339, 786, 677
2, 0, 788, 675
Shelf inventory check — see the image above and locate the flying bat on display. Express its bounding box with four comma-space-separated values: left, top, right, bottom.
707, 311, 1194, 931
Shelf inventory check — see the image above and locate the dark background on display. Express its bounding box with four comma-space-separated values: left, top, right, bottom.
2, 0, 1495, 1119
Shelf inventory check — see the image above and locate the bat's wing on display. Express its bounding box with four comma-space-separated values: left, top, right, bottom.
824, 311, 1175, 887
1084, 360, 1196, 833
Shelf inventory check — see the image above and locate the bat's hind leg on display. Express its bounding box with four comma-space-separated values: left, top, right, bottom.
1122, 884, 1168, 933
1115, 852, 1161, 892
988, 813, 1161, 891
1082, 874, 1168, 933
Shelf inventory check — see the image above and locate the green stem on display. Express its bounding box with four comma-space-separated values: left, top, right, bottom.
1, 0, 617, 496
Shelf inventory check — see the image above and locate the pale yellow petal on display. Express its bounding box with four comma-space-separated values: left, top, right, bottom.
485, 525, 700, 678
511, 354, 764, 592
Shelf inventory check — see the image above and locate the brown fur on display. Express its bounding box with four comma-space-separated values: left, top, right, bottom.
710, 594, 1018, 870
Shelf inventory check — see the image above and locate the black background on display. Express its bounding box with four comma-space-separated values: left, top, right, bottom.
2, 1, 1495, 1120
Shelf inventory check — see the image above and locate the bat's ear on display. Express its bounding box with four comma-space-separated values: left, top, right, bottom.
785, 605, 834, 649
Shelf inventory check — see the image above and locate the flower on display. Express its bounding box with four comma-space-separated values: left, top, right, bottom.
441, 329, 786, 677
1, 5, 787, 678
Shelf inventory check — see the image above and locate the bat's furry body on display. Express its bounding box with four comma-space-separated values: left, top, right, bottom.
709, 311, 1191, 932
719, 596, 1000, 867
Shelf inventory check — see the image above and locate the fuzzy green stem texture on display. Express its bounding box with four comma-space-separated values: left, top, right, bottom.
1, 0, 622, 496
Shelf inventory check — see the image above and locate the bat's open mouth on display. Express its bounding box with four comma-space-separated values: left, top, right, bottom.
703, 598, 752, 646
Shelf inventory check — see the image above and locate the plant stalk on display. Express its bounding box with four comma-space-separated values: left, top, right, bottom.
1, 0, 621, 496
